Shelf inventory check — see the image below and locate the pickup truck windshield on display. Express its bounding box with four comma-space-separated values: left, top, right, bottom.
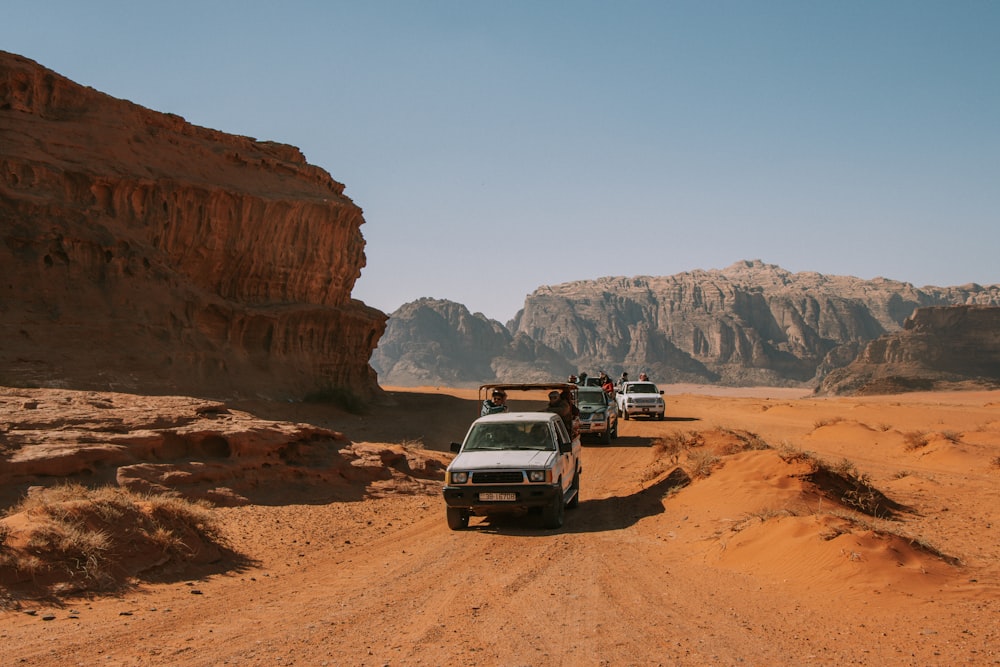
627, 383, 658, 393
464, 422, 555, 451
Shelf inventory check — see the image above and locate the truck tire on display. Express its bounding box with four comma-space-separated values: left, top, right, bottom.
446, 507, 469, 530
543, 489, 565, 529
600, 427, 611, 444
622, 409, 630, 421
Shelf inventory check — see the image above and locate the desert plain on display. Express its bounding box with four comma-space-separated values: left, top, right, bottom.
1, 384, 998, 666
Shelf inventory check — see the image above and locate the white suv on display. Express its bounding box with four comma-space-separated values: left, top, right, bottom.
615, 381, 665, 420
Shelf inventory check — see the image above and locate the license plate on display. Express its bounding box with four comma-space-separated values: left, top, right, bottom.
480, 492, 516, 502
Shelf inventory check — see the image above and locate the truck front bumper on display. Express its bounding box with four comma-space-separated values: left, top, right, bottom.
443, 484, 561, 512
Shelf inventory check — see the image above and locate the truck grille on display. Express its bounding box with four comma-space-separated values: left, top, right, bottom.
472, 471, 524, 484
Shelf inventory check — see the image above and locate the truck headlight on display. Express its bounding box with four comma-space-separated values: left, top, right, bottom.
450, 471, 469, 484
528, 470, 546, 482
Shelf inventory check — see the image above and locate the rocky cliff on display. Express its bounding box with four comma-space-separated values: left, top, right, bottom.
0, 52, 385, 399
371, 298, 573, 387
512, 261, 1000, 386
374, 262, 1000, 389
816, 305, 1000, 395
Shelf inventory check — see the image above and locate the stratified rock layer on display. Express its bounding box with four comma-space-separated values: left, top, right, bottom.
513, 261, 1000, 386
0, 387, 449, 510
373, 262, 1000, 389
0, 51, 385, 399
817, 305, 1000, 395
371, 298, 574, 387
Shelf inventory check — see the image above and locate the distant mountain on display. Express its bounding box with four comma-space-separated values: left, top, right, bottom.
371, 298, 574, 387
372, 261, 1000, 389
816, 305, 1000, 395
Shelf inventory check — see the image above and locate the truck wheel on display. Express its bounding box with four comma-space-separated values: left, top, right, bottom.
446, 507, 469, 530
611, 421, 619, 439
622, 409, 629, 421
600, 427, 611, 444
542, 489, 565, 529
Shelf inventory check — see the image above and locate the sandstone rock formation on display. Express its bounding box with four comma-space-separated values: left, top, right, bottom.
371, 298, 574, 387
0, 51, 384, 400
513, 261, 1000, 386
374, 262, 1000, 388
0, 386, 449, 510
816, 305, 1000, 395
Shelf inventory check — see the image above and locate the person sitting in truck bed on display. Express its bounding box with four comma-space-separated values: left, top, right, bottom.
545, 390, 573, 430
481, 388, 508, 416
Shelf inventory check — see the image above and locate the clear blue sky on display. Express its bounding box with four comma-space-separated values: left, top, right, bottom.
4, 1, 999, 322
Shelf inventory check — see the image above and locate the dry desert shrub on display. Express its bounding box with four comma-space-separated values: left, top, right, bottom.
775, 447, 906, 519
940, 430, 962, 444
686, 449, 720, 479
903, 430, 930, 450
729, 507, 799, 534
3, 484, 223, 593
717, 428, 770, 454
652, 431, 704, 460
400, 437, 426, 450
776, 443, 816, 464
812, 416, 845, 429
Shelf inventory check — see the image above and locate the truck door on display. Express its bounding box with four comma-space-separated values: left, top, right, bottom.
553, 419, 573, 493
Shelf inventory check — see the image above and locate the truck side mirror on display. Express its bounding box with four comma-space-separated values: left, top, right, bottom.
558, 439, 572, 454
450, 442, 462, 453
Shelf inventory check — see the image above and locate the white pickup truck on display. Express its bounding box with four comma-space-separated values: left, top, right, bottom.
615, 381, 666, 420
442, 383, 582, 530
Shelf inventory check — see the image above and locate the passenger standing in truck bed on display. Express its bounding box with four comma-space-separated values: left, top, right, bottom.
481, 388, 508, 416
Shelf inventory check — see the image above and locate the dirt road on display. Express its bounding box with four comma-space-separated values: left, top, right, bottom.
3, 389, 998, 665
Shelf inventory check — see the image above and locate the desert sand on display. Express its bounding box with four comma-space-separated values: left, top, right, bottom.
2, 385, 998, 666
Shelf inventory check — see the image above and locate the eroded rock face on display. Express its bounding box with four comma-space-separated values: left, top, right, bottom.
0, 387, 449, 509
373, 262, 1000, 388
0, 51, 385, 399
513, 261, 1000, 386
371, 298, 574, 387
816, 305, 1000, 395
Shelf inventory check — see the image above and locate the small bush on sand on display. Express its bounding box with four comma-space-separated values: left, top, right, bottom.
686, 449, 720, 479
940, 430, 962, 444
812, 417, 845, 429
903, 430, 930, 450
2, 484, 225, 594
717, 428, 770, 454
777, 443, 816, 464
651, 431, 703, 463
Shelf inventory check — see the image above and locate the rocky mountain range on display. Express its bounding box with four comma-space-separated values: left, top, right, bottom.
373, 261, 1000, 390
817, 305, 1000, 394
1, 51, 385, 400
